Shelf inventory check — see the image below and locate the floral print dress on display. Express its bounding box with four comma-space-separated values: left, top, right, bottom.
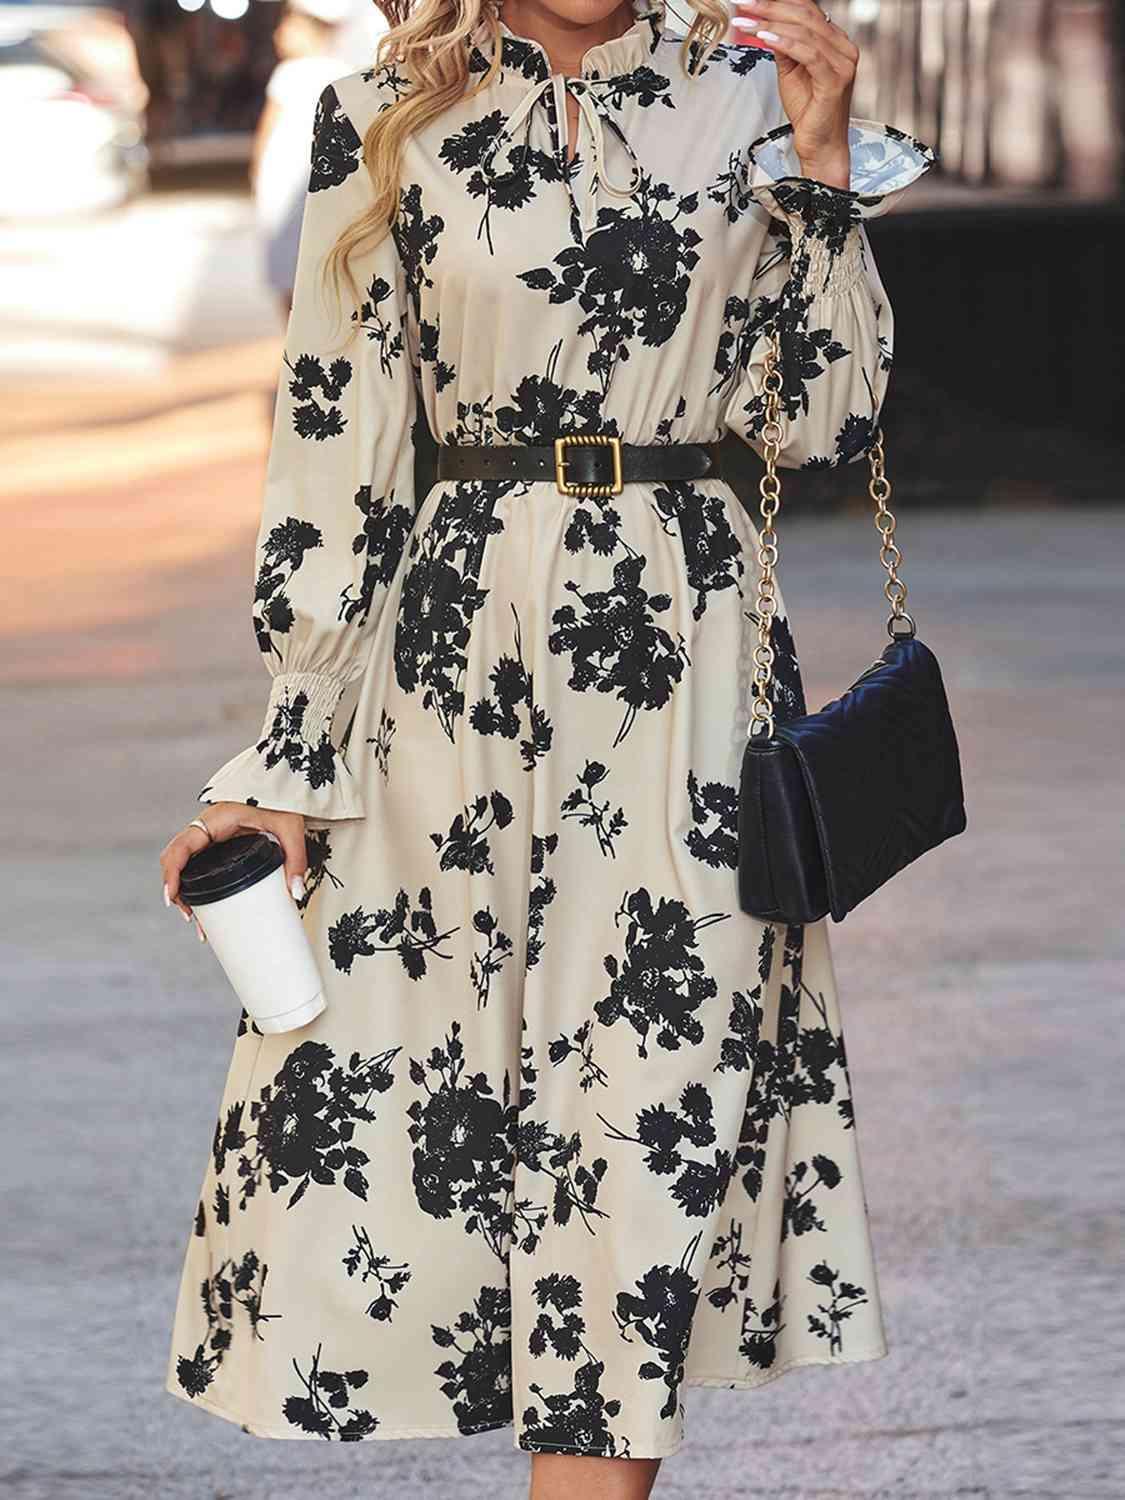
165, 0, 936, 1459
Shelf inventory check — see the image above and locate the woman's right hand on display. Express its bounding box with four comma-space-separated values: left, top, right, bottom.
159, 802, 308, 925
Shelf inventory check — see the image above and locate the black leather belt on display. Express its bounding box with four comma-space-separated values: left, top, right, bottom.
435, 434, 730, 497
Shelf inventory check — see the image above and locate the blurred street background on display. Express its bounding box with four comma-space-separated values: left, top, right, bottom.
3, 1, 1124, 1497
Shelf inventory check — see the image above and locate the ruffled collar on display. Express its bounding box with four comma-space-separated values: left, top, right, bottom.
468, 0, 666, 83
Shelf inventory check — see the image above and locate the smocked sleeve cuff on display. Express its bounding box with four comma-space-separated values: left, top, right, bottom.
197, 671, 365, 822
746, 118, 937, 296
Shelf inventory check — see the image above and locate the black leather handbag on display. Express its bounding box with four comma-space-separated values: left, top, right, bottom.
738, 334, 967, 925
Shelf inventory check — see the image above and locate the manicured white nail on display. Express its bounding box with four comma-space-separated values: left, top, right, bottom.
730, 16, 760, 28
163, 882, 171, 908
196, 920, 206, 943
290, 874, 306, 902
180, 906, 192, 923
757, 28, 781, 40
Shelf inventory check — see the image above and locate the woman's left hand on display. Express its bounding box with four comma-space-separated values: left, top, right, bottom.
730, 1, 858, 189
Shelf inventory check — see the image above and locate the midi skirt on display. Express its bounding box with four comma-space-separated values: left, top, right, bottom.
165, 473, 889, 1458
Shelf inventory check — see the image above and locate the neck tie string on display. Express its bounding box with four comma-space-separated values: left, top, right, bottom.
482, 71, 641, 236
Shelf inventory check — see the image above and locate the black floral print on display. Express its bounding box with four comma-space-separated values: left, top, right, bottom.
284, 1346, 379, 1439
711, 304, 768, 436
522, 1273, 625, 1456
684, 32, 770, 79
550, 554, 691, 747
734, 925, 855, 1203
596, 887, 730, 1058
417, 314, 457, 391
359, 56, 412, 101
351, 271, 405, 376
525, 831, 558, 971
394, 484, 506, 741
516, 1026, 609, 1251
806, 1261, 869, 1355
470, 905, 514, 1008
253, 516, 322, 660
286, 352, 353, 442
255, 686, 337, 790
739, 1277, 785, 1369
171, 0, 932, 1451
365, 708, 395, 778
716, 924, 775, 1074
706, 1217, 752, 1313
300, 828, 344, 908
518, 168, 703, 387
217, 1041, 399, 1212
707, 146, 759, 228
563, 493, 632, 560
235, 1008, 263, 1042
470, 604, 553, 769
599, 1083, 734, 1220
441, 341, 606, 446
308, 83, 361, 193
684, 768, 739, 871
614, 1233, 703, 1420
548, 1019, 609, 1092
594, 63, 675, 112
782, 1154, 842, 1240
650, 481, 743, 620
392, 180, 445, 311
338, 484, 415, 628
560, 759, 628, 856
440, 109, 567, 256
431, 789, 515, 875
407, 1022, 518, 1259
175, 1251, 277, 1397
328, 886, 458, 980
468, 30, 550, 83
432, 1283, 515, 1433
342, 1226, 412, 1320
763, 609, 808, 722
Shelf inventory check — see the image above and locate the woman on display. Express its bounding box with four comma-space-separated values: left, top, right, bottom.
161, 1, 935, 1493
250, 0, 357, 318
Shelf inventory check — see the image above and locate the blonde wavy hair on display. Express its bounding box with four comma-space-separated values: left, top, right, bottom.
322, 0, 732, 334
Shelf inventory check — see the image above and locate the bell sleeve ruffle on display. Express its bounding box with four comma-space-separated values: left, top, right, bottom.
199, 81, 419, 822
723, 112, 937, 469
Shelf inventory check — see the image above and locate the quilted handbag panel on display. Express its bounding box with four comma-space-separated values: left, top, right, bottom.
773, 637, 967, 921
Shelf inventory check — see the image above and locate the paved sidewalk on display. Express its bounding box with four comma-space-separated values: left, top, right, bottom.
3, 498, 1122, 1500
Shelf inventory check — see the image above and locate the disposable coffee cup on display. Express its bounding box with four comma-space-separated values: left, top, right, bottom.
179, 831, 326, 1034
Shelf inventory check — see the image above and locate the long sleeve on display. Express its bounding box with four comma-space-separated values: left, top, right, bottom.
723, 100, 937, 469
200, 82, 419, 821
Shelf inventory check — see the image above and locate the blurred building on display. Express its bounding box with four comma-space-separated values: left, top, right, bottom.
82, 0, 383, 163
838, 0, 1123, 196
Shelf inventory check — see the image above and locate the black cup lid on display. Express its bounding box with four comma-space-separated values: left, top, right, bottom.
179, 831, 286, 906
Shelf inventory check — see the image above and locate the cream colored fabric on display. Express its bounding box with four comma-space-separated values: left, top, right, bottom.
167, 0, 934, 1458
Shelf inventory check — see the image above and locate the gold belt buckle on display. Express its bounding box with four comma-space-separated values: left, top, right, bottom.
554, 433, 623, 498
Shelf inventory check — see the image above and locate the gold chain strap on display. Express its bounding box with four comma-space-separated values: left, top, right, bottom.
748, 330, 915, 742
748, 334, 785, 741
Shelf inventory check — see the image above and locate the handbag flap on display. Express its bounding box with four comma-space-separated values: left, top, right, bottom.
773, 637, 967, 921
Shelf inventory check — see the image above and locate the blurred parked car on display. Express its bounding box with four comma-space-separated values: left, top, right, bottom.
0, 5, 149, 218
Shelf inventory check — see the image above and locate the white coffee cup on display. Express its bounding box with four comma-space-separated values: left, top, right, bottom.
180, 832, 326, 1034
